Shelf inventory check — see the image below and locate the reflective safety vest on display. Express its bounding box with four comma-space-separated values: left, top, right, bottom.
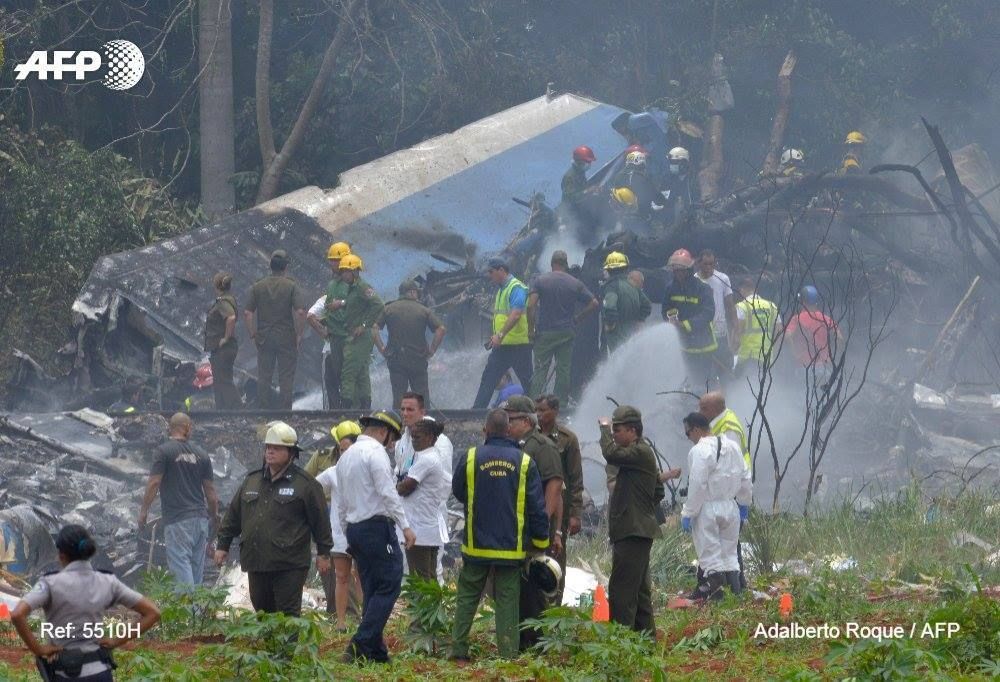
493, 276, 529, 345
736, 295, 778, 362
711, 408, 751, 472
460, 445, 549, 561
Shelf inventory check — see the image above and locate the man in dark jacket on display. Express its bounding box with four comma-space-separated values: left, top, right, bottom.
215, 421, 333, 616
598, 405, 664, 638
662, 248, 718, 390
450, 409, 549, 661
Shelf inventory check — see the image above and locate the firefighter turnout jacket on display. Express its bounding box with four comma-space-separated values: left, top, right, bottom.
662, 275, 718, 354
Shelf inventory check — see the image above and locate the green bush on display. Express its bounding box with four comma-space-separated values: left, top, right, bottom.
400, 575, 456, 655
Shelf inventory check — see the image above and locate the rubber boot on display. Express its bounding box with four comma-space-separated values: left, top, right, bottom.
706, 572, 726, 602
726, 571, 743, 596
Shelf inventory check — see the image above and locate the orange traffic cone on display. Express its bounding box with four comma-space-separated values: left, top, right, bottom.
0, 603, 10, 620
778, 593, 793, 621
592, 585, 609, 622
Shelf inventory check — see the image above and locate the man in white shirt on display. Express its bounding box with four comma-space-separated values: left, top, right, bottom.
395, 418, 446, 580
395, 392, 454, 577
694, 250, 737, 383
306, 295, 332, 407
336, 410, 415, 664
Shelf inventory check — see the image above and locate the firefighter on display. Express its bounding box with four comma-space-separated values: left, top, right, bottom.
611, 151, 664, 222
841, 131, 866, 174
319, 242, 353, 409
662, 248, 718, 390
450, 409, 549, 661
779, 148, 805, 177
601, 252, 651, 354
661, 147, 694, 224
338, 255, 384, 410
561, 145, 595, 207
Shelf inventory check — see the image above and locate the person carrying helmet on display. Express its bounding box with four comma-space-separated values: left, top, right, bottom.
372, 278, 446, 409
679, 412, 752, 602
663, 248, 719, 390
472, 258, 534, 409
338, 254, 384, 410
243, 250, 308, 409
184, 364, 215, 412
783, 285, 841, 371
609, 185, 651, 235
611, 151, 665, 224
310, 420, 363, 628
840, 130, 866, 175
215, 421, 334, 617
450, 409, 550, 661
335, 410, 416, 664
661, 147, 695, 225
597, 406, 664, 637
204, 271, 242, 409
306, 242, 353, 409
778, 148, 805, 178
601, 251, 652, 354
733, 275, 781, 375
503, 395, 563, 651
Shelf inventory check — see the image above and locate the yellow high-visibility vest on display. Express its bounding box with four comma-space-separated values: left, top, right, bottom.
711, 408, 751, 472
736, 295, 778, 362
493, 276, 529, 345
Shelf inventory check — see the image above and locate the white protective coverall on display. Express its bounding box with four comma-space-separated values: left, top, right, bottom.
681, 435, 752, 574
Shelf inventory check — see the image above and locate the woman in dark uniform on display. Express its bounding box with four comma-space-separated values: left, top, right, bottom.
204, 271, 242, 409
11, 525, 160, 681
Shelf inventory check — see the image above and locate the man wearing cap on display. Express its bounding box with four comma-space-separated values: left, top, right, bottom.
502, 395, 564, 650
527, 251, 598, 403
339, 256, 385, 411
335, 410, 416, 664
472, 259, 534, 409
663, 248, 718, 390
243, 250, 308, 409
373, 280, 447, 409
598, 406, 665, 637
215, 421, 333, 616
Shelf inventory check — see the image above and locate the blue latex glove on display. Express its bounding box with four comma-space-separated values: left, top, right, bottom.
681, 517, 692, 533
739, 505, 749, 522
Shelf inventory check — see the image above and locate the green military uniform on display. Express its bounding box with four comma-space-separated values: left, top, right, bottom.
245, 275, 307, 409
341, 277, 384, 409
375, 297, 443, 407
600, 406, 663, 637
302, 445, 338, 482
602, 271, 652, 352
216, 461, 333, 616
323, 277, 351, 408
204, 294, 241, 409
544, 423, 584, 604
516, 425, 564, 651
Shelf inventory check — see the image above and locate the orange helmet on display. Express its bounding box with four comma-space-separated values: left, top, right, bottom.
573, 145, 596, 163
667, 248, 694, 269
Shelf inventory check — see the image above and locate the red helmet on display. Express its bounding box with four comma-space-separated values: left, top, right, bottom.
193, 363, 214, 389
667, 248, 695, 269
625, 144, 648, 155
573, 145, 596, 163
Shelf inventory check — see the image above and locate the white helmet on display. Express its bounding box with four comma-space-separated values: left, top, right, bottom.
264, 421, 299, 448
780, 148, 804, 165
668, 147, 690, 161
625, 150, 647, 167
526, 554, 563, 600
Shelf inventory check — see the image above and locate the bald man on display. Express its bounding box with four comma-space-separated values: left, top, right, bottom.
698, 392, 750, 591
139, 413, 219, 586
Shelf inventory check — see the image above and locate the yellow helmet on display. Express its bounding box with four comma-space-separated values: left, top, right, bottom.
339, 254, 363, 271
611, 186, 637, 208
331, 420, 362, 442
842, 155, 861, 172
327, 242, 351, 260
604, 251, 629, 270
845, 131, 866, 145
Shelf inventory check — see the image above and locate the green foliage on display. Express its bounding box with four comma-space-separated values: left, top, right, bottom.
139, 568, 233, 640
672, 625, 726, 653
522, 606, 662, 681
826, 637, 946, 681
400, 575, 456, 655
924, 571, 1000, 671
792, 567, 867, 622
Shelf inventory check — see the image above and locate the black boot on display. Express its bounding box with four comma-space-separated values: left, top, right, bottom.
706, 572, 726, 602
726, 571, 743, 596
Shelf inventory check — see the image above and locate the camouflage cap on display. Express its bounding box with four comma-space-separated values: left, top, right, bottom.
611, 405, 643, 425
501, 395, 536, 415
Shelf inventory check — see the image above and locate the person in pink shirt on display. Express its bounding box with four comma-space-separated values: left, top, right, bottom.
784, 285, 841, 367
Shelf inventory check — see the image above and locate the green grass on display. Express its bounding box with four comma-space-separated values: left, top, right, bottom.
0, 485, 996, 680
